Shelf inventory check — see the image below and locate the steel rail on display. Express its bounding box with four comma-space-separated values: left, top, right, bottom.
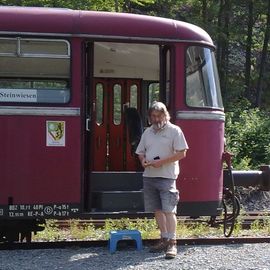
0, 237, 270, 250
54, 212, 270, 229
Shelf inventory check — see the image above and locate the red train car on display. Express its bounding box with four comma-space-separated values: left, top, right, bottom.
0, 6, 226, 241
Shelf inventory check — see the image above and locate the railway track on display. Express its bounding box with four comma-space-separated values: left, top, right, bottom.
54, 211, 270, 229
0, 237, 270, 250
0, 211, 268, 250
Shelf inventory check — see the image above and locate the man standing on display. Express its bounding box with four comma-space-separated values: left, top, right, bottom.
136, 101, 188, 259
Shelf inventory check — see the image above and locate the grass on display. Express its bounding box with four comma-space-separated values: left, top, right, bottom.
32, 213, 270, 242
32, 219, 66, 242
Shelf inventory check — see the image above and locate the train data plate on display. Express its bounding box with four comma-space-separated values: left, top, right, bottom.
0, 203, 81, 219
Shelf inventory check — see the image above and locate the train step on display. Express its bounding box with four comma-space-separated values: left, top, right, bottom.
91, 190, 144, 212
90, 171, 143, 191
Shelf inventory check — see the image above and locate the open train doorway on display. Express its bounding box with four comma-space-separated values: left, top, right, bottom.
92, 78, 143, 171
85, 42, 171, 212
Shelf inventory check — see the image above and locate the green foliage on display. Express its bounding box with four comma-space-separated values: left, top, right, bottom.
104, 218, 159, 239
68, 219, 103, 240
225, 105, 270, 169
0, 0, 269, 109
131, 0, 155, 6
232, 218, 242, 236
32, 216, 270, 241
1, 1, 269, 167
0, 0, 155, 11
250, 219, 263, 232
32, 219, 65, 241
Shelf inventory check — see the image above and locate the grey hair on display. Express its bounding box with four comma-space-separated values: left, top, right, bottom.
148, 101, 170, 121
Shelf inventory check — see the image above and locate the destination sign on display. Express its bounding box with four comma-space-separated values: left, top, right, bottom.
0, 88, 37, 103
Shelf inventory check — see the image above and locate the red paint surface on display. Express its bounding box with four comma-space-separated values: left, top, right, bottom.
0, 7, 223, 210
176, 120, 224, 202
0, 116, 81, 204
0, 7, 213, 44
173, 43, 224, 203
108, 79, 125, 171
91, 79, 141, 171
125, 79, 141, 171
91, 79, 108, 171
0, 39, 83, 205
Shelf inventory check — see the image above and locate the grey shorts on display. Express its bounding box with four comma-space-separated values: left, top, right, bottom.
143, 177, 180, 214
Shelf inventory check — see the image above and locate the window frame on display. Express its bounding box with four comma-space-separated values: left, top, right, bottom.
159, 45, 173, 109
184, 45, 224, 110
0, 37, 70, 59
0, 37, 72, 105
112, 83, 122, 126
147, 81, 160, 108
129, 83, 138, 109
95, 82, 104, 125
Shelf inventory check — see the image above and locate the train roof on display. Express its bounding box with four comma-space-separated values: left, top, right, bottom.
0, 6, 213, 45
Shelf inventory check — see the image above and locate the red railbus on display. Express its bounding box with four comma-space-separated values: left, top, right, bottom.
0, 6, 229, 241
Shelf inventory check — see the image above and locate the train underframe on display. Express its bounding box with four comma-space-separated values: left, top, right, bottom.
0, 166, 269, 243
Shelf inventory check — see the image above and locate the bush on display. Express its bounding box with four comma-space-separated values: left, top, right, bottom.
225, 105, 270, 169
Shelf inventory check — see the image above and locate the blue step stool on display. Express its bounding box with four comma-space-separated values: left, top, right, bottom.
109, 230, 143, 253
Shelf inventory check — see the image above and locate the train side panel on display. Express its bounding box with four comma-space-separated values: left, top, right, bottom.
178, 119, 224, 213
0, 115, 81, 204
0, 38, 83, 219
174, 43, 224, 215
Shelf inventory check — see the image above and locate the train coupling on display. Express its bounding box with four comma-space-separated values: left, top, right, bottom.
223, 165, 270, 191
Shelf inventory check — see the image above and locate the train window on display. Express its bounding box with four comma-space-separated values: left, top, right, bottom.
0, 38, 70, 58
165, 50, 171, 107
20, 39, 69, 57
0, 38, 17, 55
0, 38, 70, 104
148, 82, 160, 107
130, 84, 138, 108
96, 83, 104, 125
186, 46, 223, 109
0, 79, 67, 89
113, 84, 122, 125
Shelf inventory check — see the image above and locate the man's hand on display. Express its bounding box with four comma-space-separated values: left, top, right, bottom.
148, 159, 164, 168
140, 157, 151, 168
147, 150, 187, 168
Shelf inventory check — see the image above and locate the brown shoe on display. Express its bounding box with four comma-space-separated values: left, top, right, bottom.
165, 239, 177, 259
149, 238, 169, 253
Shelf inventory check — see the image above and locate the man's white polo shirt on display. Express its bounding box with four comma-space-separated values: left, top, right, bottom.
135, 121, 188, 179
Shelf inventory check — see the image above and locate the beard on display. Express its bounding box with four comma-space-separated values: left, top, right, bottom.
152, 121, 166, 130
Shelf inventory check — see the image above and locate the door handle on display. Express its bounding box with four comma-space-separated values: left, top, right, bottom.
86, 118, 90, 131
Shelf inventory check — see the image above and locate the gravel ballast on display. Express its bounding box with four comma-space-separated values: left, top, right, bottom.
0, 243, 269, 270
237, 188, 270, 212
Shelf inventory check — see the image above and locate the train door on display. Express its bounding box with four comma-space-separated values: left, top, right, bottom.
91, 78, 141, 171
84, 42, 162, 212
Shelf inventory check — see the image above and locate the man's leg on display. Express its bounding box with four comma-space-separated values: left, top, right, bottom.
164, 212, 177, 239
163, 210, 177, 259
149, 210, 169, 252
143, 178, 169, 252
159, 180, 179, 259
155, 210, 167, 237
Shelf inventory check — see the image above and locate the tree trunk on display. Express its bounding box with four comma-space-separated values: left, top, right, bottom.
245, 0, 254, 101
256, 0, 270, 107
217, 0, 230, 97
201, 0, 207, 27
216, 0, 224, 70
124, 0, 131, 12
222, 0, 231, 95
115, 0, 119, 12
